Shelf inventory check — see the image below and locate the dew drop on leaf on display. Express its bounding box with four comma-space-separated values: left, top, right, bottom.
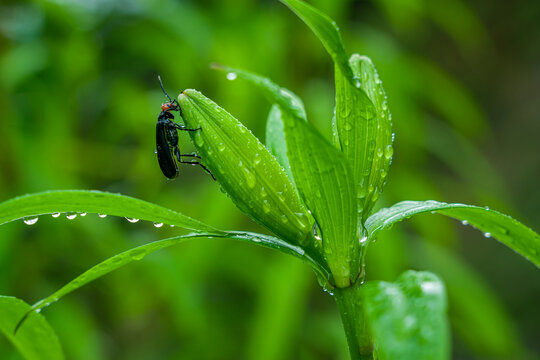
153, 222, 164, 228
226, 72, 237, 81
98, 214, 107, 218
23, 217, 39, 225
66, 213, 77, 220
51, 212, 61, 218
484, 232, 492, 238
125, 217, 140, 223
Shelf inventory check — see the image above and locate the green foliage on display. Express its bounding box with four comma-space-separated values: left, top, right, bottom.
366, 200, 540, 266
0, 296, 63, 360
0, 0, 538, 359
361, 271, 449, 360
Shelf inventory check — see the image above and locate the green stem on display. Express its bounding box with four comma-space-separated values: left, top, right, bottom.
334, 282, 373, 360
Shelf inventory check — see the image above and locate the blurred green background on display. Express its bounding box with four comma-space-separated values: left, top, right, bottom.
0, 0, 539, 359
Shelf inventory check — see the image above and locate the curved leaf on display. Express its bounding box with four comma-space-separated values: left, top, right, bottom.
0, 296, 64, 360
16, 231, 330, 332
279, 0, 355, 84
361, 271, 450, 360
0, 191, 330, 282
0, 190, 218, 233
366, 200, 540, 266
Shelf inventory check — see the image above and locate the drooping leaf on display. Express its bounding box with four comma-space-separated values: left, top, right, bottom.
366, 200, 540, 266
0, 191, 330, 280
17, 231, 331, 332
361, 271, 450, 360
0, 190, 217, 233
279, 0, 354, 84
177, 89, 317, 252
0, 296, 64, 360
214, 66, 358, 287
335, 55, 393, 221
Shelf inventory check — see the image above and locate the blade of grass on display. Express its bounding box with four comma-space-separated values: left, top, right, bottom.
0, 190, 218, 233
17, 230, 331, 333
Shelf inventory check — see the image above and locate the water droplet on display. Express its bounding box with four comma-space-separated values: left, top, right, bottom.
484, 232, 492, 238
51, 212, 61, 218
226, 72, 237, 80
391, 133, 396, 142
126, 217, 140, 223
218, 142, 226, 152
243, 168, 256, 189
194, 132, 204, 147
131, 249, 147, 261
170, 224, 175, 227
344, 122, 352, 131
384, 145, 393, 159
262, 200, 271, 214
98, 214, 107, 218
280, 215, 289, 224
23, 217, 39, 225
80, 212, 87, 217
253, 154, 262, 165
260, 187, 267, 198
153, 222, 164, 228
66, 213, 77, 220
359, 236, 367, 245
484, 206, 490, 211
461, 220, 469, 225
376, 147, 383, 158
251, 237, 261, 243
35, 308, 42, 314
354, 79, 362, 88
382, 102, 388, 110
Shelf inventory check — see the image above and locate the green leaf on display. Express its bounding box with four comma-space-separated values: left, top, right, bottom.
413, 242, 527, 357
18, 231, 329, 326
216, 66, 358, 287
335, 55, 393, 221
0, 296, 64, 360
0, 190, 218, 233
178, 89, 316, 250
0, 191, 330, 281
365, 200, 540, 266
279, 0, 354, 84
361, 271, 450, 360
266, 104, 296, 186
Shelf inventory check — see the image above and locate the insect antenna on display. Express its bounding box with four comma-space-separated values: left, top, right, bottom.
158, 75, 174, 103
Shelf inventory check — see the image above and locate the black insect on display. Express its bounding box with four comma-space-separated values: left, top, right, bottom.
156, 76, 214, 180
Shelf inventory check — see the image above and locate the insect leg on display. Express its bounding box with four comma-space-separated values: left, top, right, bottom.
175, 124, 201, 132
180, 161, 216, 180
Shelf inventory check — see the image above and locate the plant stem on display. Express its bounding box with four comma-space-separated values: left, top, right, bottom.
334, 282, 372, 360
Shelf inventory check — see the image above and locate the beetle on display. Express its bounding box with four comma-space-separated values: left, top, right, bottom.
156, 76, 215, 180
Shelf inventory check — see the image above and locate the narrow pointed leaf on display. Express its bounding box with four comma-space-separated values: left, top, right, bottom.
335, 55, 393, 220
279, 0, 355, 84
353, 56, 393, 219
0, 191, 330, 279
177, 90, 315, 250
0, 190, 218, 233
0, 296, 64, 360
18, 231, 330, 329
365, 200, 540, 266
361, 271, 450, 360
217, 67, 358, 287
266, 104, 295, 185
